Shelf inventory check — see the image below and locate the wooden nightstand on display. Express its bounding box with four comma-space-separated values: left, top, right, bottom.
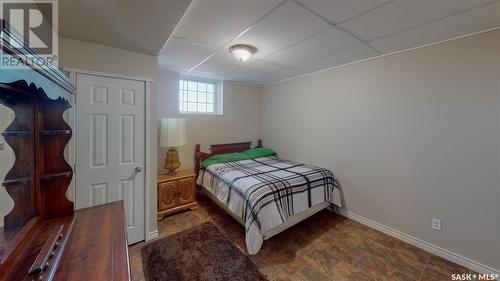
157, 170, 197, 220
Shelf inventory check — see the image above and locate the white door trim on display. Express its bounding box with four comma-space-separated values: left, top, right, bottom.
144, 80, 156, 241
66, 68, 153, 243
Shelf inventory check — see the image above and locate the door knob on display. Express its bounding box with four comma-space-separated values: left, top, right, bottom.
135, 166, 143, 173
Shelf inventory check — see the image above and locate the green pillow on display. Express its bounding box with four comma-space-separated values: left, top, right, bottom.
242, 147, 277, 159
202, 153, 251, 168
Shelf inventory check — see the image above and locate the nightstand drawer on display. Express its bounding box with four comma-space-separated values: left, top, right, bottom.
178, 177, 195, 205
158, 181, 178, 211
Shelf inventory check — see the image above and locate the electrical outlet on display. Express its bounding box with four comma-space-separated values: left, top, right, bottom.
432, 218, 442, 232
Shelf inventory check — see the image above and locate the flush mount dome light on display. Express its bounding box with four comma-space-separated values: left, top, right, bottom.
230, 44, 257, 61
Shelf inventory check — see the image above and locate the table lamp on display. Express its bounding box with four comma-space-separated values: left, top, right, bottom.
159, 118, 187, 175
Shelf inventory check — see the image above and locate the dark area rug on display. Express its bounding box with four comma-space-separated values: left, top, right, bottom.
141, 222, 268, 281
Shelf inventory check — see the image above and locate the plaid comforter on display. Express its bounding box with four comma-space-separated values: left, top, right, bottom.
197, 156, 340, 254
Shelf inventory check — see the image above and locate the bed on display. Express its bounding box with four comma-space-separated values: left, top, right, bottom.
194, 139, 342, 254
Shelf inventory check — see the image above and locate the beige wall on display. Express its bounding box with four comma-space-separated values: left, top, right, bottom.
0, 106, 14, 228
260, 30, 500, 271
156, 71, 261, 172
497, 29, 500, 274
58, 37, 159, 238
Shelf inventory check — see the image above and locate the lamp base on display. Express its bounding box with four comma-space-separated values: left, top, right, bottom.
164, 147, 181, 175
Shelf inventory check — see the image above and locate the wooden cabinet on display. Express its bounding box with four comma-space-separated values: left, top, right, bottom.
178, 178, 195, 205
157, 170, 197, 220
52, 202, 130, 281
158, 181, 177, 210
0, 21, 129, 281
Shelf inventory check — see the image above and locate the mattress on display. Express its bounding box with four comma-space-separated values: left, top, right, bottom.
196, 156, 342, 254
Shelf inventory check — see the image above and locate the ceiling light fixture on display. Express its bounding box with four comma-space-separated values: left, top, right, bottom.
229, 44, 257, 61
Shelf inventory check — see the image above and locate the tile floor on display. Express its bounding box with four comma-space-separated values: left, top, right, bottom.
129, 191, 475, 281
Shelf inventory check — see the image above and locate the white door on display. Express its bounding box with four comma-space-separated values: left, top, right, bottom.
75, 74, 145, 244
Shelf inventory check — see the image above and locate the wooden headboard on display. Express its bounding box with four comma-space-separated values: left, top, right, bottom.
194, 139, 262, 175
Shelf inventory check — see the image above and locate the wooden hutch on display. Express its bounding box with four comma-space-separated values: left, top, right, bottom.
0, 20, 130, 281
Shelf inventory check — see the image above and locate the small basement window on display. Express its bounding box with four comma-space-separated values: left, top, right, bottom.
179, 78, 222, 114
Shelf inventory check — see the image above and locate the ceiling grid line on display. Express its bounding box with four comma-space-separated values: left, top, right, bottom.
169, 36, 218, 49
258, 27, 335, 64
334, 0, 395, 25
185, 0, 288, 74
190, 0, 367, 79
251, 0, 500, 82
226, 0, 399, 80
262, 25, 500, 87
251, 66, 298, 83
159, 0, 500, 85
174, 0, 390, 78
291, 0, 383, 55
366, 0, 500, 43
234, 26, 340, 77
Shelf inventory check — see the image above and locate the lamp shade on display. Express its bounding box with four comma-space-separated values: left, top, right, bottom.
159, 118, 187, 147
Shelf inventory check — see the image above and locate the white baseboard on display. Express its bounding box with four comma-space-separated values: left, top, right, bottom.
146, 229, 159, 241
336, 209, 500, 275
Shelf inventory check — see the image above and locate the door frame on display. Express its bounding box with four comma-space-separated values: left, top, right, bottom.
64, 67, 155, 242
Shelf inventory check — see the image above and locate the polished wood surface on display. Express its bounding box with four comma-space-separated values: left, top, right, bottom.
28, 225, 64, 277
2, 202, 130, 281
1, 216, 74, 281
157, 170, 197, 220
194, 139, 262, 175
53, 202, 130, 281
157, 170, 198, 182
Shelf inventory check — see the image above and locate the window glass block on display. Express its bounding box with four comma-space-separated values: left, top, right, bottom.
188, 91, 197, 102
198, 83, 207, 92
178, 79, 220, 114
198, 92, 207, 103
188, 102, 197, 112
207, 84, 214, 93
188, 81, 197, 91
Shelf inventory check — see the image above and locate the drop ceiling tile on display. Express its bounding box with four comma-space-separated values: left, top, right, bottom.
264, 27, 362, 67
295, 43, 378, 73
296, 0, 391, 24
193, 48, 254, 75
59, 0, 190, 55
172, 0, 282, 48
252, 67, 304, 84
158, 37, 216, 72
158, 64, 189, 74
371, 1, 500, 54
339, 0, 495, 41
225, 60, 283, 81
229, 0, 331, 60
184, 70, 227, 81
